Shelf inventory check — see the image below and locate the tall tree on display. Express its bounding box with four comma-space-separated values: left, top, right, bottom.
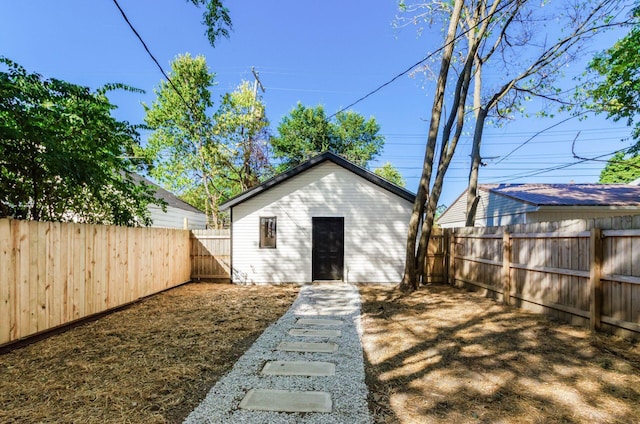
0, 57, 159, 225
598, 152, 640, 183
464, 0, 633, 227
397, 0, 631, 291
586, 6, 640, 151
143, 53, 222, 226
272, 104, 384, 171
213, 80, 271, 197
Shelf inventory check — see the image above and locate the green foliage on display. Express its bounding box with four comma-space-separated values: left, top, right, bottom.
142, 55, 271, 226
272, 104, 384, 172
188, 0, 232, 47
0, 57, 160, 225
143, 53, 220, 223
213, 81, 271, 195
374, 162, 406, 187
598, 151, 640, 183
588, 8, 640, 150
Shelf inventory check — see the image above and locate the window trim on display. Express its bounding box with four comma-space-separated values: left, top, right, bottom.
259, 216, 277, 249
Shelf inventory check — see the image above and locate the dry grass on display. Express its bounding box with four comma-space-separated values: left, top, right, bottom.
0, 283, 299, 424
360, 284, 640, 424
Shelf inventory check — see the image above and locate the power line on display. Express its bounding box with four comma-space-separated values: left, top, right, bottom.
325, 1, 516, 120
111, 0, 193, 115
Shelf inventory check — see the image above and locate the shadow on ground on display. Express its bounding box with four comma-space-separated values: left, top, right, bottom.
360, 284, 640, 424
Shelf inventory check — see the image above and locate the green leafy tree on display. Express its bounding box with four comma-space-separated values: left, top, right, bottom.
272, 104, 384, 171
0, 57, 159, 225
143, 53, 222, 226
374, 162, 406, 187
213, 81, 271, 197
143, 56, 272, 226
598, 151, 640, 183
587, 7, 640, 151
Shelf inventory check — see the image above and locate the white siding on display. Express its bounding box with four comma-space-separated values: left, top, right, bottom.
438, 189, 537, 228
148, 204, 207, 229
231, 162, 413, 284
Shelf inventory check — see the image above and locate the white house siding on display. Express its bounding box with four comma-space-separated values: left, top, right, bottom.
530, 207, 640, 223
438, 189, 537, 228
148, 204, 207, 229
231, 162, 413, 284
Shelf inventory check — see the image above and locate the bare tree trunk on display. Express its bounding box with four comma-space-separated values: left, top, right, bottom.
399, 0, 464, 292
465, 106, 487, 227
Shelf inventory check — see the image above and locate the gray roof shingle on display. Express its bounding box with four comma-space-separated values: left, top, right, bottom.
481, 183, 640, 207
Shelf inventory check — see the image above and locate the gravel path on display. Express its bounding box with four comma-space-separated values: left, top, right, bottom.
183, 283, 372, 424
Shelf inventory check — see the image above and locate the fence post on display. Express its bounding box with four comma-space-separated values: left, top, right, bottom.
503, 231, 511, 305
589, 227, 603, 331
448, 229, 456, 286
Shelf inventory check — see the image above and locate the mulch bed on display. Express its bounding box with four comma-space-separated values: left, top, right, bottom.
360, 284, 640, 424
0, 283, 299, 424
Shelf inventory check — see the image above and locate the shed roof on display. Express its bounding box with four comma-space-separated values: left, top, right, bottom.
219, 151, 416, 210
480, 183, 640, 207
129, 173, 205, 214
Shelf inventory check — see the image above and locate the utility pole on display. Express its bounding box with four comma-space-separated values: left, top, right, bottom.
251, 67, 265, 97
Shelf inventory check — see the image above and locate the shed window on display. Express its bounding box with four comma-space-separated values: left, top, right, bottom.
259, 217, 277, 248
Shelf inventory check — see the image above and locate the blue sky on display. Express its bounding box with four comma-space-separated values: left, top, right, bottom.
1, 1, 635, 207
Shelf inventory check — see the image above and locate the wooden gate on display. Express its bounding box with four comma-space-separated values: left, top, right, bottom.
190, 229, 230, 280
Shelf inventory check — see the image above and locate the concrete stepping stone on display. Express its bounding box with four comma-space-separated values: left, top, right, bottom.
261, 360, 335, 376
296, 318, 343, 326
289, 328, 341, 337
277, 341, 338, 353
239, 388, 332, 413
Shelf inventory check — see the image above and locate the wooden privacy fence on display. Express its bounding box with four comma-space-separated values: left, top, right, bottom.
0, 219, 191, 347
425, 228, 446, 283
190, 229, 230, 280
446, 216, 640, 339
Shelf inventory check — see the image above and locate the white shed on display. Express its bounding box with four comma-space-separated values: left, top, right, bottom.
219, 152, 415, 284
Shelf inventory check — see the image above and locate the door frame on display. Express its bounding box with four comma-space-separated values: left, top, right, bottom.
311, 217, 344, 281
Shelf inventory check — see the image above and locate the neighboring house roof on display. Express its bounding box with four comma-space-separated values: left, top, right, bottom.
129, 173, 205, 214
481, 183, 640, 207
219, 151, 416, 210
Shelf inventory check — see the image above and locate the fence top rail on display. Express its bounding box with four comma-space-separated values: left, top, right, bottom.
509, 231, 590, 239
190, 235, 230, 240
453, 233, 503, 239
603, 229, 640, 238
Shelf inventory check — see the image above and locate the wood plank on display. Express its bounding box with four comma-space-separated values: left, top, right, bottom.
603, 229, 640, 237
509, 263, 590, 279
74, 223, 86, 320
590, 228, 603, 331
511, 231, 590, 239
632, 235, 640, 324
601, 315, 640, 333
454, 255, 502, 267
36, 221, 48, 332
0, 220, 13, 345
28, 221, 39, 336
510, 292, 590, 319
84, 225, 95, 316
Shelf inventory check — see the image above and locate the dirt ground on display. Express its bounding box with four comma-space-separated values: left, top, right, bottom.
360, 284, 640, 424
0, 283, 299, 424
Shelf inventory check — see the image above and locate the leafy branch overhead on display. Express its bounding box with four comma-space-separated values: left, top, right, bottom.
587, 6, 640, 152
0, 57, 161, 225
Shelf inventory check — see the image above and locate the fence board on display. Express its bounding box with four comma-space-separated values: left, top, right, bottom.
446, 216, 640, 338
0, 219, 191, 347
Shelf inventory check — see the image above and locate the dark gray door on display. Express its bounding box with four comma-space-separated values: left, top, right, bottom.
312, 217, 344, 280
